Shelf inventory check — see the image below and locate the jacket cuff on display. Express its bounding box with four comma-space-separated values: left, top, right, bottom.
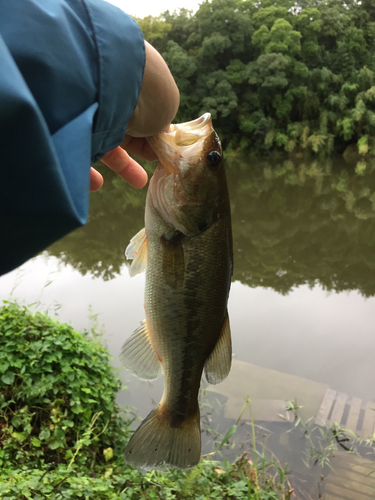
83, 0, 145, 162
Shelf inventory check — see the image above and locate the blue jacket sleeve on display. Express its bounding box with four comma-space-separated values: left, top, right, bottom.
0, 0, 145, 276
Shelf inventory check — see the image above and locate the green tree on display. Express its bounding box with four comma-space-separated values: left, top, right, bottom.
133, 15, 171, 51
134, 0, 375, 156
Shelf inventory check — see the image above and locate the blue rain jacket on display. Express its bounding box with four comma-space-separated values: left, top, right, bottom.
0, 0, 145, 275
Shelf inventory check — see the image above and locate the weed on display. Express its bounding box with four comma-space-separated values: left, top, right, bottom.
282, 398, 375, 471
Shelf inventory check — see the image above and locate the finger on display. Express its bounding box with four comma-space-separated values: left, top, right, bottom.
120, 135, 158, 161
90, 167, 104, 191
101, 146, 148, 189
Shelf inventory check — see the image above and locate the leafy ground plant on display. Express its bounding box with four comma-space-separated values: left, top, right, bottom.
0, 457, 291, 500
0, 302, 292, 499
0, 301, 131, 469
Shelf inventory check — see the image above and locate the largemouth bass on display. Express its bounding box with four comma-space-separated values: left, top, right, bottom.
121, 113, 233, 471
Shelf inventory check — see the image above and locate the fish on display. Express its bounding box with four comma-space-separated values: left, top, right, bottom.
120, 113, 233, 471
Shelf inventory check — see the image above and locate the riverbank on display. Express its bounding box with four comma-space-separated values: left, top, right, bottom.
0, 302, 292, 500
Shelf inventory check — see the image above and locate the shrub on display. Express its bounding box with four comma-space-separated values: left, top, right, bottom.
0, 301, 131, 470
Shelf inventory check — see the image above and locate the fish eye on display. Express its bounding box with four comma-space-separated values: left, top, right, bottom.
206, 150, 221, 168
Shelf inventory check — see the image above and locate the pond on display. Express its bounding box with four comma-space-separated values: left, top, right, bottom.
2, 156, 375, 498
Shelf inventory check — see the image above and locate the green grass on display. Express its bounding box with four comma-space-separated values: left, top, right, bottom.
0, 302, 292, 500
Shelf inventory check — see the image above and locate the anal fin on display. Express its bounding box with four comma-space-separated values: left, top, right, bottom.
204, 310, 232, 385
120, 320, 162, 381
125, 228, 148, 277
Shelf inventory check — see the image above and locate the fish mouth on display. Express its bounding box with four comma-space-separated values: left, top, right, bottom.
167, 113, 212, 146
147, 113, 214, 175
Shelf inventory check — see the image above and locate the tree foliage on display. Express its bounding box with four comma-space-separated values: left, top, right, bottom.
138, 0, 375, 156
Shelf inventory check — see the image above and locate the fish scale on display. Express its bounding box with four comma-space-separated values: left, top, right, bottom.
147, 219, 231, 410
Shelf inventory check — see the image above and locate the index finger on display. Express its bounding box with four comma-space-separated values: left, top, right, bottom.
101, 146, 148, 189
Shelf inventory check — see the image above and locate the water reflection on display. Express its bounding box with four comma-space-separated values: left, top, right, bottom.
47, 157, 375, 295
229, 157, 375, 296
47, 164, 149, 280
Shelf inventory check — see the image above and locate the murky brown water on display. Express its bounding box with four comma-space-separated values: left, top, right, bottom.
2, 156, 375, 497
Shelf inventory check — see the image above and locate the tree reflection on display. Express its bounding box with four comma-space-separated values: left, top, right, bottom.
47, 158, 375, 296
46, 162, 149, 280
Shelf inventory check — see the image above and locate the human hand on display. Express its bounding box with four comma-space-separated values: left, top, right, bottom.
91, 41, 179, 192
90, 143, 148, 191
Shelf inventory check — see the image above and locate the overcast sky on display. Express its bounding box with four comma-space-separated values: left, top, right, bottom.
105, 0, 202, 18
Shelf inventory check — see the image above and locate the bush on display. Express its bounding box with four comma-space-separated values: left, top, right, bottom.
0, 301, 131, 470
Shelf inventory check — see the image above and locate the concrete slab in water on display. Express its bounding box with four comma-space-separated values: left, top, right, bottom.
324, 451, 375, 500
208, 359, 329, 422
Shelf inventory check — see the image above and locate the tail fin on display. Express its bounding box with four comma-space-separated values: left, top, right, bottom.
124, 406, 201, 471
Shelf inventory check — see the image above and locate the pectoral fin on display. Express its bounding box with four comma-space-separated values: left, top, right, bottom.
204, 311, 232, 385
120, 320, 162, 381
125, 228, 148, 277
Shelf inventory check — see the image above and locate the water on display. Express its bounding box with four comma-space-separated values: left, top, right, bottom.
2, 156, 375, 497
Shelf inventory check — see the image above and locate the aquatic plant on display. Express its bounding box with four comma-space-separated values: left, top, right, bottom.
281, 398, 375, 471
